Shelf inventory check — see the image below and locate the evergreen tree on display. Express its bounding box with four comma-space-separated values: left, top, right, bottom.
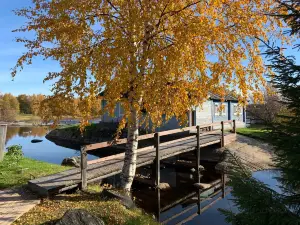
17, 94, 32, 114
221, 1, 300, 224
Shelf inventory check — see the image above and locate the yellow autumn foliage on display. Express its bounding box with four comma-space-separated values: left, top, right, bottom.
12, 0, 287, 129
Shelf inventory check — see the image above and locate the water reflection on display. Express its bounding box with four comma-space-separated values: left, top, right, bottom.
155, 169, 279, 225
6, 126, 49, 143
5, 126, 98, 164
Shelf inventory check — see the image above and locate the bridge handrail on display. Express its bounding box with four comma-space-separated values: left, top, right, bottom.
79, 120, 236, 190
82, 120, 235, 152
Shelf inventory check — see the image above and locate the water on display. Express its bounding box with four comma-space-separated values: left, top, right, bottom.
4, 126, 281, 224
5, 126, 98, 164
159, 169, 280, 225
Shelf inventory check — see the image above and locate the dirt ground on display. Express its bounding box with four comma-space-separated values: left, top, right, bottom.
218, 134, 275, 172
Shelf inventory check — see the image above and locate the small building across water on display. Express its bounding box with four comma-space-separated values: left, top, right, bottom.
101, 93, 246, 131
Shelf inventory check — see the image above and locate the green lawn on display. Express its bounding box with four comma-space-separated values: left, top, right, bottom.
0, 155, 69, 190
0, 153, 157, 225
16, 114, 41, 122
237, 126, 272, 142
14, 191, 158, 225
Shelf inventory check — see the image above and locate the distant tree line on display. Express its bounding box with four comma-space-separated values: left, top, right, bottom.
0, 92, 101, 123
0, 93, 20, 122
17, 94, 45, 115
0, 93, 45, 122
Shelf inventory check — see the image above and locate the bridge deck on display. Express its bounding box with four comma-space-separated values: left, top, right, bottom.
28, 132, 234, 197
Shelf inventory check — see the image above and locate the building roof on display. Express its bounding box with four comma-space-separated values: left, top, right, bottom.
100, 91, 239, 101
208, 92, 238, 101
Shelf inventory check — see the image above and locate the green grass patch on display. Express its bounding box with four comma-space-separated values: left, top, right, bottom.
237, 126, 272, 142
14, 191, 157, 225
54, 122, 120, 140
16, 114, 41, 122
0, 155, 70, 190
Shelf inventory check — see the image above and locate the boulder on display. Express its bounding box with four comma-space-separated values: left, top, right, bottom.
158, 182, 171, 191
56, 209, 105, 225
31, 139, 43, 143
190, 165, 205, 173
61, 156, 81, 167
193, 183, 212, 190
102, 189, 135, 209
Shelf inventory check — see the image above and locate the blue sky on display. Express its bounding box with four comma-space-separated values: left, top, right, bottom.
0, 0, 60, 96
0, 1, 298, 96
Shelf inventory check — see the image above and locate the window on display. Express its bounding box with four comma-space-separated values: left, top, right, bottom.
233, 104, 241, 116
101, 100, 107, 109
214, 103, 226, 116
119, 104, 125, 117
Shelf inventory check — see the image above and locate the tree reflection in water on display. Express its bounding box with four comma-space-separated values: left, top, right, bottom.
6, 126, 50, 143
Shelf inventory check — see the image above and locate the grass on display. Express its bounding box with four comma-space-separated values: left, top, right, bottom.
237, 126, 272, 142
14, 188, 158, 225
0, 155, 70, 190
16, 114, 41, 122
53, 122, 121, 141
1, 155, 157, 225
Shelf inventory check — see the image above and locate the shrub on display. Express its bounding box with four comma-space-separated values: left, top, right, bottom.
6, 145, 23, 162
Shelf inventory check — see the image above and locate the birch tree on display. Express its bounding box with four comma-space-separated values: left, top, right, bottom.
13, 0, 286, 191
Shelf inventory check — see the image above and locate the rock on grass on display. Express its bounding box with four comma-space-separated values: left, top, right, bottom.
56, 209, 105, 225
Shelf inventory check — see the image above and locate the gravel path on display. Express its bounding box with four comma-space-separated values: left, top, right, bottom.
0, 187, 39, 225
216, 134, 275, 172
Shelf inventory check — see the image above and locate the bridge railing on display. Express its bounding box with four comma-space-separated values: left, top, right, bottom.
80, 120, 236, 190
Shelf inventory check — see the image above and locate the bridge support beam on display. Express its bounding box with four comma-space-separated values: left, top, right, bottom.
221, 121, 225, 147
196, 125, 201, 214
222, 173, 226, 198
233, 119, 236, 133
154, 132, 161, 222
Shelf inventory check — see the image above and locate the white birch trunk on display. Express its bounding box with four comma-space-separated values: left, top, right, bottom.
120, 11, 151, 191
120, 103, 139, 191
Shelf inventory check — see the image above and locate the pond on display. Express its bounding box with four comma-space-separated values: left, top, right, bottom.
5, 126, 98, 164
4, 126, 280, 225
157, 169, 280, 225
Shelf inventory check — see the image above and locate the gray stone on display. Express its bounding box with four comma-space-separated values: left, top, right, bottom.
190, 168, 196, 173
190, 165, 205, 173
199, 165, 205, 171
31, 139, 43, 143
158, 182, 171, 191
56, 209, 105, 225
61, 156, 80, 167
193, 183, 212, 189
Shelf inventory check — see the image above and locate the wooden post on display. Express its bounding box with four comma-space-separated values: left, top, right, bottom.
196, 125, 201, 214
222, 173, 226, 198
80, 146, 87, 190
154, 132, 160, 222
221, 121, 225, 147
0, 124, 7, 162
233, 119, 236, 133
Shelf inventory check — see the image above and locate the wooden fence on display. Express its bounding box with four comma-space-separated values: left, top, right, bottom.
79, 120, 236, 190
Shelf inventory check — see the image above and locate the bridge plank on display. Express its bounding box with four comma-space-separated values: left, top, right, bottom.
28, 132, 232, 197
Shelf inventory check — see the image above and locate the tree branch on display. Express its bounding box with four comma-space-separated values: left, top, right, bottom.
163, 0, 202, 17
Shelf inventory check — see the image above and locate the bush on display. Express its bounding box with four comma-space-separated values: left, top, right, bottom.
6, 145, 23, 162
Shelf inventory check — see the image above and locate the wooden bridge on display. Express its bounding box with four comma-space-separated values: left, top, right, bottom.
28, 120, 237, 197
